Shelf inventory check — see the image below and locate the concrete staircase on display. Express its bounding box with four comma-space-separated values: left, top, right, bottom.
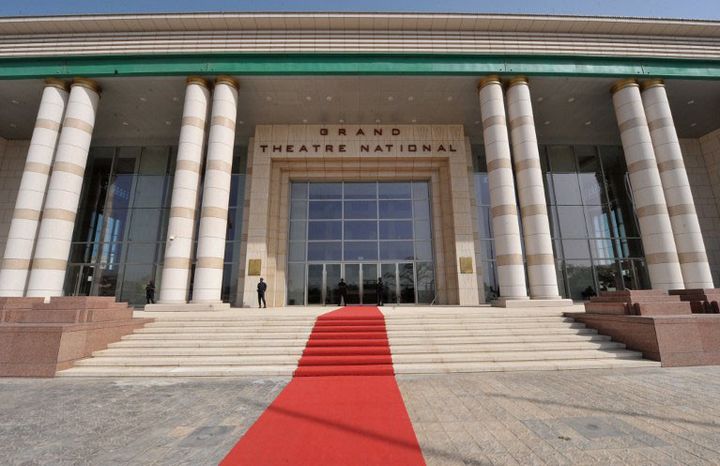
384, 308, 659, 373
57, 306, 659, 377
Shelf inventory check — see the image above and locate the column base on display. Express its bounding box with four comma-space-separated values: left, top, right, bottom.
144, 302, 231, 312
492, 297, 574, 308
491, 297, 529, 307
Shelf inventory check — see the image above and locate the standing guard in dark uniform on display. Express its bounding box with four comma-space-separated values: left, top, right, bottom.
376, 277, 385, 306
145, 280, 156, 305
257, 277, 267, 308
338, 278, 348, 306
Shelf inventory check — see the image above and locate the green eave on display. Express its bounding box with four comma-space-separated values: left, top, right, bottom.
1, 53, 720, 80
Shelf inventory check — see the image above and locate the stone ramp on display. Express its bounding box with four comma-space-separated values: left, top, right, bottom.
57, 305, 659, 377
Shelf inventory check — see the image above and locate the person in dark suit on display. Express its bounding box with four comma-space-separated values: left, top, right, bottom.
257, 277, 267, 308
376, 277, 385, 306
145, 280, 156, 305
338, 278, 348, 306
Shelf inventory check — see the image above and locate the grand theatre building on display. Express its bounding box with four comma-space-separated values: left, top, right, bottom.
0, 11, 719, 309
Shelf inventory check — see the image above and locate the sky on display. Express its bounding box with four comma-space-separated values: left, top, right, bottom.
1, 0, 719, 20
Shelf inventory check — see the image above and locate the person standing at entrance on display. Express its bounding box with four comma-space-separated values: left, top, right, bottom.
257, 277, 267, 308
376, 277, 385, 306
338, 278, 348, 306
145, 280, 156, 305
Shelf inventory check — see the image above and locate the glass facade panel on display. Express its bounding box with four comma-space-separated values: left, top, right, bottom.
379, 221, 413, 240
309, 182, 342, 199
379, 182, 412, 199
380, 241, 414, 261
65, 145, 248, 306
379, 200, 412, 219
473, 143, 650, 302
309, 201, 342, 219
289, 221, 306, 241
344, 182, 376, 199
543, 144, 649, 299
344, 242, 378, 261
344, 221, 377, 240
344, 201, 377, 219
308, 221, 342, 240
307, 242, 342, 261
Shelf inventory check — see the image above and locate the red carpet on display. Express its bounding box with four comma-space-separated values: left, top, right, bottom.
220, 306, 425, 465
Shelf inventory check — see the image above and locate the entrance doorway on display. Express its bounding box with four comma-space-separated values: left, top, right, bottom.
287, 181, 435, 305
305, 262, 417, 305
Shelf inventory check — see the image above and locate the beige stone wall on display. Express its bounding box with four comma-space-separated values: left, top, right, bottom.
0, 139, 29, 259
239, 124, 480, 307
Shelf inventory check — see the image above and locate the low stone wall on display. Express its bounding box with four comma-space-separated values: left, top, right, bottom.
569, 290, 720, 367
0, 297, 152, 377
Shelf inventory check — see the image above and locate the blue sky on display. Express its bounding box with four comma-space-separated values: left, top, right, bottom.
1, 0, 719, 20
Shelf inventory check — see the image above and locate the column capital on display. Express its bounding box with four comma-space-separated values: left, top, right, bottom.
215, 75, 239, 90
186, 76, 210, 88
477, 75, 502, 91
506, 76, 529, 88
44, 78, 69, 92
640, 78, 665, 91
71, 78, 101, 94
610, 78, 638, 94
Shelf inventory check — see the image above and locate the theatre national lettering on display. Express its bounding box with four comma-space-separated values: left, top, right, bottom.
258, 143, 457, 153
257, 127, 458, 154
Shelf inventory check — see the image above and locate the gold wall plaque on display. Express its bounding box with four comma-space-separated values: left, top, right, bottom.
247, 259, 262, 276
459, 257, 474, 274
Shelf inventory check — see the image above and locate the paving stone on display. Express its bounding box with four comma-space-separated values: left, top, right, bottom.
2, 366, 720, 464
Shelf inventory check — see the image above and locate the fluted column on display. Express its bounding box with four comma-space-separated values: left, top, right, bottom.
26, 79, 100, 297
158, 77, 211, 303
478, 76, 528, 301
640, 79, 714, 289
611, 79, 684, 290
506, 77, 561, 299
191, 76, 239, 303
0, 79, 69, 296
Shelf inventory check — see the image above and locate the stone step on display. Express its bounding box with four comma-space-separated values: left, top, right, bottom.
136, 322, 586, 333
142, 316, 575, 327
96, 341, 626, 357
77, 349, 642, 367
58, 357, 659, 377
392, 358, 661, 374
125, 327, 595, 340
111, 333, 611, 348
57, 365, 297, 377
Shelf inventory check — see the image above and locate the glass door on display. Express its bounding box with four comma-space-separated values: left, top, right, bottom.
307, 264, 323, 304
381, 263, 398, 304
344, 264, 361, 304
362, 264, 378, 304
325, 263, 342, 305
398, 262, 416, 303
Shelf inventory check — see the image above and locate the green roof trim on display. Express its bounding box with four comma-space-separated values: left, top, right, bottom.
1, 53, 719, 80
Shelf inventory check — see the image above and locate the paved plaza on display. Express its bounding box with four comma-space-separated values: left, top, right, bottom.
1, 366, 720, 465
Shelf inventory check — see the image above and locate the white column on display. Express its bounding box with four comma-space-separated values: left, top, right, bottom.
0, 79, 69, 296
191, 76, 239, 303
611, 79, 684, 290
641, 79, 714, 289
478, 76, 529, 301
506, 77, 561, 299
26, 79, 100, 297
158, 77, 211, 303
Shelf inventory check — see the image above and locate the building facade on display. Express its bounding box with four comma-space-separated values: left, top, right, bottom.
0, 12, 718, 307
